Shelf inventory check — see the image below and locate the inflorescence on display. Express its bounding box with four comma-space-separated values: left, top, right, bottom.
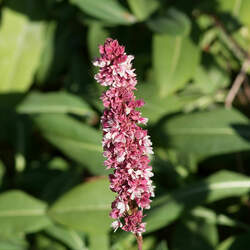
93, 38, 155, 235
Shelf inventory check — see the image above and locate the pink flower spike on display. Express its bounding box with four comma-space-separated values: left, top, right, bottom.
93, 38, 155, 236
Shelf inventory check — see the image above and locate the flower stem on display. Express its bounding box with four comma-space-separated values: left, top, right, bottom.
136, 233, 143, 250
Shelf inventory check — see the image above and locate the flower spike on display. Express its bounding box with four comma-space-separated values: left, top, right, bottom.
93, 38, 154, 235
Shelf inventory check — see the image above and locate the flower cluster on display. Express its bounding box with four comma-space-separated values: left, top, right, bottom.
93, 38, 154, 235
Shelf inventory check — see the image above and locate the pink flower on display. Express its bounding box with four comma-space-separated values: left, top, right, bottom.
93, 38, 154, 235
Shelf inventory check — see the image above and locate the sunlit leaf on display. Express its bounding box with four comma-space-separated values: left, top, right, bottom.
0, 8, 44, 93
153, 34, 200, 97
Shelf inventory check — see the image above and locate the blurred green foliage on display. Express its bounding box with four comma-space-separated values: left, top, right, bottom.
0, 0, 250, 249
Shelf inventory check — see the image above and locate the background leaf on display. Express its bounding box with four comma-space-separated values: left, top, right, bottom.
70, 0, 135, 25
217, 233, 250, 250
0, 190, 50, 234
87, 22, 109, 59
17, 91, 95, 117
48, 178, 115, 234
0, 235, 28, 250
146, 170, 250, 232
45, 224, 87, 250
172, 216, 218, 250
153, 33, 200, 96
137, 82, 198, 123
156, 241, 169, 250
147, 8, 191, 36
193, 53, 230, 94
0, 8, 44, 93
161, 108, 250, 157
89, 233, 109, 250
33, 114, 106, 175
218, 0, 250, 27
127, 0, 159, 21
190, 207, 250, 230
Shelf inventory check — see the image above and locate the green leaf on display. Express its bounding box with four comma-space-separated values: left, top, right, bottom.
146, 170, 250, 232
153, 34, 200, 97
172, 216, 218, 250
33, 114, 106, 175
217, 233, 250, 250
190, 207, 250, 230
89, 233, 109, 250
0, 235, 28, 250
36, 22, 57, 84
70, 0, 136, 25
45, 224, 87, 250
0, 8, 45, 93
35, 234, 67, 250
161, 108, 250, 156
218, 0, 250, 27
193, 53, 230, 94
127, 0, 159, 21
147, 8, 191, 36
17, 91, 95, 117
156, 241, 169, 250
137, 82, 198, 123
48, 178, 115, 234
36, 22, 74, 84
87, 22, 109, 59
0, 190, 51, 233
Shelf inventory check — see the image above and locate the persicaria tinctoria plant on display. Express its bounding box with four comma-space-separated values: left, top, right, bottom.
93, 38, 155, 239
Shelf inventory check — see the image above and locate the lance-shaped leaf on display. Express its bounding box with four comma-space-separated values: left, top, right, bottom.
45, 224, 87, 250
0, 235, 28, 250
127, 0, 159, 21
0, 190, 50, 233
161, 108, 250, 156
145, 170, 250, 232
48, 178, 115, 234
70, 0, 135, 25
33, 114, 106, 175
17, 91, 95, 117
0, 8, 44, 93
153, 34, 200, 97
148, 8, 191, 36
